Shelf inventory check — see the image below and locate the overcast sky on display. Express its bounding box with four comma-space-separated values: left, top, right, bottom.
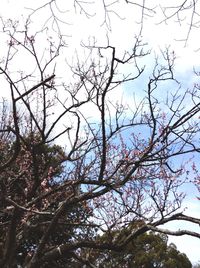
1, 0, 200, 264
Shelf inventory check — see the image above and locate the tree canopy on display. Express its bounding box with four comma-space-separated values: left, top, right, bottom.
0, 135, 95, 267
0, 1, 200, 267
93, 229, 192, 268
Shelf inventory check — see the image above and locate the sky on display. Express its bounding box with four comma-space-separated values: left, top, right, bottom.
0, 0, 200, 264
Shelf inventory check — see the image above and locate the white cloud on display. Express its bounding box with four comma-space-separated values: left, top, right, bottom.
166, 198, 200, 263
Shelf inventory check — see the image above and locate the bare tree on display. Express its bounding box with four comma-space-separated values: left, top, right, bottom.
0, 1, 200, 267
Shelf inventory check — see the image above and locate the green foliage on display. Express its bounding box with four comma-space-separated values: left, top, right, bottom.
93, 230, 192, 268
0, 134, 95, 267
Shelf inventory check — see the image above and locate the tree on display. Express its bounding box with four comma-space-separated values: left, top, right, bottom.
92, 228, 192, 267
0, 133, 95, 267
0, 1, 200, 267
